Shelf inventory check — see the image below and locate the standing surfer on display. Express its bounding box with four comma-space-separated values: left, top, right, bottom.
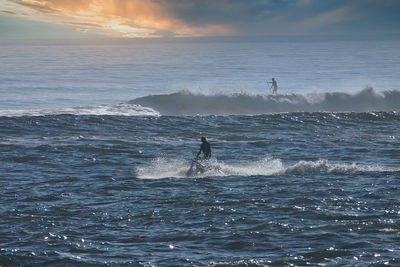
268, 78, 278, 94
197, 136, 211, 160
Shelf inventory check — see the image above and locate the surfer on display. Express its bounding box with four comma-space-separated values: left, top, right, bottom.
268, 78, 278, 94
196, 136, 211, 160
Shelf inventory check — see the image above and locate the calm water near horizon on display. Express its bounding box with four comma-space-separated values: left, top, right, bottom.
1, 37, 399, 111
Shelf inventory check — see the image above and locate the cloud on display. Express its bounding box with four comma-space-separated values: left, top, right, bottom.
74, 27, 87, 32
1, 0, 400, 38
3, 0, 237, 37
0, 9, 18, 15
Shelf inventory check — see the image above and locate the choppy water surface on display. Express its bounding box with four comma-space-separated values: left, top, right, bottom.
1, 112, 400, 266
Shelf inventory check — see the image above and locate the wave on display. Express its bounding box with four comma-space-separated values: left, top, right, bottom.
0, 103, 160, 117
136, 157, 397, 179
129, 88, 400, 115
3, 88, 399, 117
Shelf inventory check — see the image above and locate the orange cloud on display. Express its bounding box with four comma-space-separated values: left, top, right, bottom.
9, 0, 237, 37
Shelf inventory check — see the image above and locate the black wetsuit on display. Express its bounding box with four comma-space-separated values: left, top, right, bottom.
200, 141, 211, 159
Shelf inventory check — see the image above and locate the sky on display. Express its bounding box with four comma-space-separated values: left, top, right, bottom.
0, 0, 400, 39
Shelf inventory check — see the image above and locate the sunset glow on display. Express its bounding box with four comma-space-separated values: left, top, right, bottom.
1, 0, 399, 39
1, 0, 237, 37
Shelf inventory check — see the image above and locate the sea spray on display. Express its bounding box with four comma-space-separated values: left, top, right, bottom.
136, 157, 394, 179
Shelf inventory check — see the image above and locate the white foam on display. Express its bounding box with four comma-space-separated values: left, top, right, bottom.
136, 157, 284, 179
0, 103, 160, 117
284, 159, 392, 175
136, 157, 397, 179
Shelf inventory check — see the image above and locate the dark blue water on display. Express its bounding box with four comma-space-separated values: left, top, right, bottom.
1, 112, 400, 266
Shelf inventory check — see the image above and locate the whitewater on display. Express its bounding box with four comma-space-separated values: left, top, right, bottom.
130, 87, 400, 115
1, 38, 400, 266
137, 156, 398, 179
1, 87, 399, 117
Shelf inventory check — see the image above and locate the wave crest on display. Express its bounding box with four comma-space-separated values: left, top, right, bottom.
129, 88, 400, 115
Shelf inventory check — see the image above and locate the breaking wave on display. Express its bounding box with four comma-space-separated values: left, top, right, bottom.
0, 103, 160, 117
136, 157, 397, 179
129, 88, 400, 115
4, 88, 399, 117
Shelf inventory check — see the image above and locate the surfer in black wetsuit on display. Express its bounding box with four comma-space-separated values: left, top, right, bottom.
197, 136, 211, 160
268, 78, 278, 94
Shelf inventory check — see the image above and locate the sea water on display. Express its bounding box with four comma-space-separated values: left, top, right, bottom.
1, 37, 400, 266
1, 37, 399, 112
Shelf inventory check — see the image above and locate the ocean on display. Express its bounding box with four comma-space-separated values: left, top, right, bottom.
1, 37, 400, 266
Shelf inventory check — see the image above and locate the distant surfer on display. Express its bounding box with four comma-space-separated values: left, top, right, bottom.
268, 78, 278, 95
197, 136, 211, 160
